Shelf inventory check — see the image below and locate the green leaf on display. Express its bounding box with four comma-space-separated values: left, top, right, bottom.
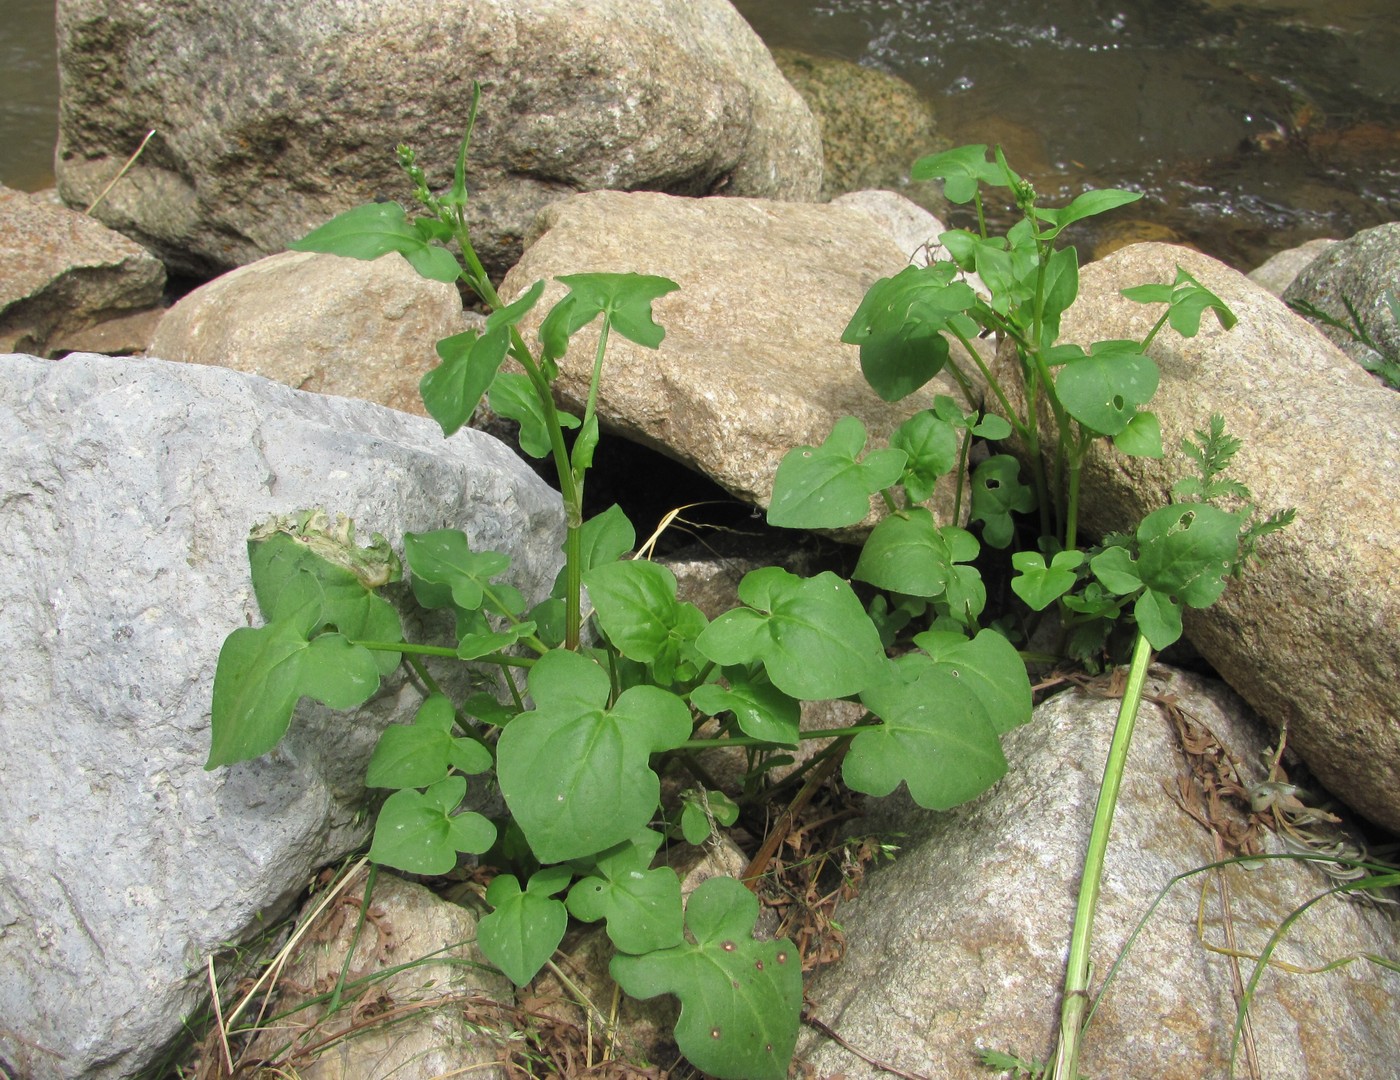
1123, 267, 1237, 336
610, 876, 802, 1080
767, 416, 906, 529
1032, 188, 1142, 240
970, 455, 1034, 549
207, 616, 381, 768
367, 775, 495, 876
584, 560, 709, 683
1135, 502, 1242, 608
910, 144, 1011, 203
690, 666, 801, 746
420, 280, 546, 437
1055, 339, 1159, 436
496, 651, 691, 862
478, 866, 572, 986
695, 568, 887, 700
912, 629, 1033, 735
678, 789, 741, 846
842, 264, 976, 401
566, 831, 683, 955
366, 693, 492, 789
1113, 409, 1164, 458
1010, 549, 1085, 611
290, 201, 461, 284
403, 530, 523, 621
1089, 544, 1144, 596
854, 509, 962, 598
488, 370, 581, 458
1133, 587, 1184, 650
847, 649, 1011, 809
890, 410, 959, 503
549, 272, 681, 350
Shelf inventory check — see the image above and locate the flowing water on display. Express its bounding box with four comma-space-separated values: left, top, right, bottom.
2, 1, 1397, 269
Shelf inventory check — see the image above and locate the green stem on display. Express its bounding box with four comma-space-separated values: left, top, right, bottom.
1050, 632, 1153, 1080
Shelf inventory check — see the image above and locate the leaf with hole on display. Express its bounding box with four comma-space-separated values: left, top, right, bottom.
1055, 339, 1159, 436
696, 567, 887, 700
970, 454, 1034, 549
610, 876, 802, 1080
496, 650, 690, 862
767, 416, 906, 529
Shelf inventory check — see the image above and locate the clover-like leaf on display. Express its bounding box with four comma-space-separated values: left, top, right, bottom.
690, 666, 800, 746
1056, 339, 1159, 436
566, 831, 683, 955
290, 200, 462, 283
496, 651, 691, 862
767, 416, 906, 529
420, 280, 545, 436
847, 650, 1010, 809
970, 454, 1035, 549
842, 264, 976, 401
696, 568, 886, 700
367, 775, 495, 876
366, 693, 493, 789
1010, 549, 1085, 611
610, 876, 802, 1080
208, 610, 382, 768
478, 866, 572, 986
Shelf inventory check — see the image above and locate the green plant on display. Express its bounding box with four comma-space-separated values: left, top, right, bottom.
206, 107, 1289, 1078
1288, 289, 1400, 389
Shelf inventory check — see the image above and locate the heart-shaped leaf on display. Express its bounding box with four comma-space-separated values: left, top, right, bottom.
478, 866, 572, 986
690, 666, 800, 746
566, 831, 683, 955
1056, 339, 1159, 436
767, 416, 906, 529
366, 693, 493, 789
367, 775, 495, 876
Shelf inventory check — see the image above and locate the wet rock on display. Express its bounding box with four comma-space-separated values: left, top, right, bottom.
148, 250, 468, 417
55, 0, 820, 280
499, 190, 981, 533
1282, 222, 1400, 379
802, 667, 1400, 1079
0, 353, 564, 1080
772, 48, 944, 210
1049, 243, 1400, 833
0, 182, 164, 356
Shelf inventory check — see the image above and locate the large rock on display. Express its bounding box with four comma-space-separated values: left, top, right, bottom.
0, 353, 565, 1080
0, 183, 165, 356
148, 250, 467, 417
55, 0, 822, 280
499, 190, 981, 529
1282, 222, 1400, 377
802, 668, 1400, 1078
1247, 236, 1336, 297
1049, 244, 1400, 832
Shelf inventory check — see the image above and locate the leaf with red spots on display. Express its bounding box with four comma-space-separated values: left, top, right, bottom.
609, 876, 801, 1080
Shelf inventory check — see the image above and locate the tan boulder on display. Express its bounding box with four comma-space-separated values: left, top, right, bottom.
148, 250, 466, 417
499, 190, 983, 529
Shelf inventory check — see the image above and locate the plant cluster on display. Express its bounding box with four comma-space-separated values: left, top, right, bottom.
207, 94, 1290, 1078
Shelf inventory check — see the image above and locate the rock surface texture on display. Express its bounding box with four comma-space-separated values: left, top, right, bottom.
148, 250, 467, 417
1283, 222, 1400, 376
499, 190, 979, 529
55, 0, 821, 279
0, 353, 564, 1080
802, 668, 1400, 1079
0, 183, 165, 356
1052, 243, 1400, 832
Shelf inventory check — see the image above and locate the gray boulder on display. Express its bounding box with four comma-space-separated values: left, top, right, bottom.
802, 668, 1400, 1079
1282, 222, 1400, 378
1051, 243, 1400, 833
0, 354, 565, 1080
0, 183, 165, 356
55, 0, 822, 280
1247, 236, 1337, 297
498, 190, 983, 532
148, 250, 468, 417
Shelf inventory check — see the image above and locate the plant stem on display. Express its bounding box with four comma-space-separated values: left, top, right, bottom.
1049, 631, 1152, 1080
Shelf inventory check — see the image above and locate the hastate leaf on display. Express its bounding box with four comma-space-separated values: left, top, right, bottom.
290, 201, 461, 283
496, 651, 691, 862
551, 272, 681, 350
566, 831, 683, 955
1055, 339, 1159, 436
767, 416, 906, 529
695, 568, 887, 700
610, 876, 802, 1080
